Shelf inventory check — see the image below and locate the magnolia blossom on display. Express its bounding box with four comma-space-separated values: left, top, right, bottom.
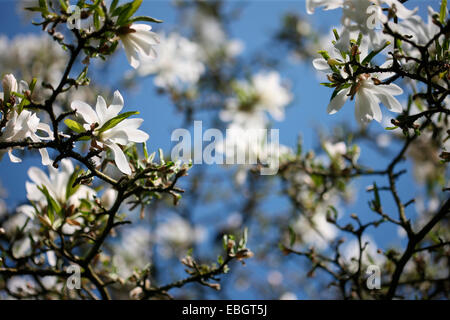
137, 32, 205, 89
71, 90, 149, 175
327, 73, 403, 124
118, 24, 160, 69
395, 6, 442, 72
0, 111, 53, 165
220, 71, 292, 127
312, 38, 403, 124
24, 159, 96, 210
0, 74, 53, 165
307, 0, 417, 49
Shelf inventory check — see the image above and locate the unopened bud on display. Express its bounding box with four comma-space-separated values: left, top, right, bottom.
53, 32, 64, 41
235, 248, 254, 260
227, 239, 235, 252
2, 74, 18, 103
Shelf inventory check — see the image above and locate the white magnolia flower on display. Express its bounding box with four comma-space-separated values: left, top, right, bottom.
137, 32, 205, 89
327, 73, 403, 125
313, 40, 403, 124
25, 159, 96, 209
71, 90, 149, 175
118, 24, 160, 69
220, 71, 292, 126
252, 71, 293, 121
0, 110, 53, 165
307, 0, 417, 49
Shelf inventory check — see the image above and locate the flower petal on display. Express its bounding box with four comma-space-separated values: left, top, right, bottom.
327, 88, 349, 114
105, 142, 131, 175
108, 90, 124, 117
95, 95, 109, 125
312, 58, 330, 71
121, 37, 141, 69
71, 100, 98, 124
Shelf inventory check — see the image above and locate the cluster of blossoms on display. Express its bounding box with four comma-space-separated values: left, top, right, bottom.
308, 1, 448, 126
306, 0, 417, 49
70, 90, 149, 175
0, 74, 53, 164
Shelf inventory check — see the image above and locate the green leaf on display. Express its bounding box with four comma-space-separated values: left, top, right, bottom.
385, 126, 398, 130
59, 0, 68, 13
65, 119, 85, 133
361, 41, 391, 66
116, 0, 143, 26
66, 169, 81, 200
142, 142, 149, 159
37, 185, 61, 222
332, 28, 340, 41
329, 83, 351, 101
317, 50, 330, 61
97, 111, 139, 133
29, 78, 37, 93
288, 226, 296, 247
128, 15, 163, 24
110, 0, 119, 12
440, 0, 447, 24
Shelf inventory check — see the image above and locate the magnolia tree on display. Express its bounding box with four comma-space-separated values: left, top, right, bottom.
0, 0, 448, 300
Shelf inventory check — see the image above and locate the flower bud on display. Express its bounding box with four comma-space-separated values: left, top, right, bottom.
2, 73, 18, 103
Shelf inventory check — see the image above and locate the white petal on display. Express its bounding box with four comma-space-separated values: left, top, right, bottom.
39, 148, 52, 166
71, 100, 98, 124
7, 149, 22, 163
106, 142, 131, 175
327, 88, 349, 114
108, 90, 124, 117
312, 58, 330, 71
126, 129, 149, 143
28, 167, 51, 188
95, 95, 108, 125
367, 84, 403, 113
17, 205, 36, 219
121, 37, 141, 69
355, 90, 382, 124
36, 123, 53, 140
